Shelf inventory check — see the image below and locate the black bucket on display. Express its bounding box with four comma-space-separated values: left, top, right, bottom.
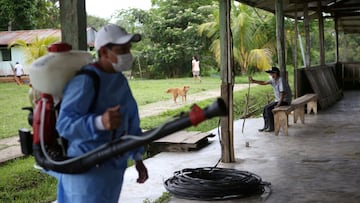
18, 128, 33, 155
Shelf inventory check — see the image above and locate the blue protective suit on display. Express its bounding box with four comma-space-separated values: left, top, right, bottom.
54, 64, 144, 203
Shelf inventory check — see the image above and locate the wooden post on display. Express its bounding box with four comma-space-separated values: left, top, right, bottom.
304, 3, 311, 68
317, 1, 325, 66
294, 4, 299, 98
219, 0, 235, 163
334, 17, 339, 63
59, 0, 87, 50
275, 0, 286, 79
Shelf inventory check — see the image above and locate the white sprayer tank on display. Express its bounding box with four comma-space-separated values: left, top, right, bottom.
29, 43, 93, 97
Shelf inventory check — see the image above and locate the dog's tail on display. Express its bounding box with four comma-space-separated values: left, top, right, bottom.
166, 88, 173, 93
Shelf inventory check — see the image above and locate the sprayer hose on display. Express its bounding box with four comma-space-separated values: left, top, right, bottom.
164, 167, 271, 201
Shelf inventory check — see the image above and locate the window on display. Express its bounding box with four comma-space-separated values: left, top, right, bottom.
0, 48, 11, 61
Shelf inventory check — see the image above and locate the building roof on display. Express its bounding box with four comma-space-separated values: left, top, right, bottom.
236, 0, 360, 34
0, 27, 97, 46
0, 29, 61, 46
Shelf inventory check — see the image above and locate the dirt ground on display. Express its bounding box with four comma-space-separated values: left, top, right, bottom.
0, 76, 252, 118
139, 84, 253, 118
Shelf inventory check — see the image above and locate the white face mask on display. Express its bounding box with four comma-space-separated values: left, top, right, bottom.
110, 52, 134, 72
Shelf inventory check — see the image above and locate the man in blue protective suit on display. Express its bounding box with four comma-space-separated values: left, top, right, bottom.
55, 24, 148, 203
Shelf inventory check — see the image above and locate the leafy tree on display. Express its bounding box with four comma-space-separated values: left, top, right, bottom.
87, 15, 109, 30
0, 0, 60, 31
113, 8, 149, 33
323, 19, 336, 63
8, 36, 60, 65
339, 33, 360, 62
32, 0, 60, 29
112, 8, 153, 78
199, 3, 274, 75
0, 0, 35, 30
294, 18, 339, 67
139, 0, 217, 78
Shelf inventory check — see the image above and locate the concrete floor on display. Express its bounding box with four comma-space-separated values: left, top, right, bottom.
119, 91, 360, 203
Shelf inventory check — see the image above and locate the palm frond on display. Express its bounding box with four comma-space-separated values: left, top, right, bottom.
8, 40, 27, 48
248, 48, 273, 70
8, 35, 60, 65
210, 39, 221, 65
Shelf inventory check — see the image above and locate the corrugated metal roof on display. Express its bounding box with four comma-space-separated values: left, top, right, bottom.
0, 29, 61, 46
0, 28, 97, 47
236, 0, 360, 34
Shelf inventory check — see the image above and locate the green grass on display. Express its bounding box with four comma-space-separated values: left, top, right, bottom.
0, 77, 246, 138
0, 157, 57, 203
0, 77, 223, 139
140, 83, 274, 132
0, 77, 232, 202
0, 71, 293, 203
0, 83, 30, 139
129, 77, 222, 105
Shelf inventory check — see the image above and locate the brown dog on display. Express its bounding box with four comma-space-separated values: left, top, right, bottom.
166, 86, 190, 103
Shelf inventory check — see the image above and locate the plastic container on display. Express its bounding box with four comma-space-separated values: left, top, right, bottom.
19, 128, 32, 155
29, 42, 93, 97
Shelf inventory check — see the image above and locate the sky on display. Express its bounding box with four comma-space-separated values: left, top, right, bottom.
86, 0, 152, 19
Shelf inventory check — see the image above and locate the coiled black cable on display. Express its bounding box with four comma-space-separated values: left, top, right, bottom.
164, 167, 271, 200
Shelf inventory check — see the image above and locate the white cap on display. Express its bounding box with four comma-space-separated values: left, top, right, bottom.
94, 24, 141, 50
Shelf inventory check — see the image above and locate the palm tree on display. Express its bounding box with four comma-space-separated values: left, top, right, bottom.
8, 35, 60, 65
198, 3, 275, 74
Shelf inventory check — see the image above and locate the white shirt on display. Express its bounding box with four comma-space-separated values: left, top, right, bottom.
192, 59, 200, 71
268, 77, 292, 103
15, 63, 23, 76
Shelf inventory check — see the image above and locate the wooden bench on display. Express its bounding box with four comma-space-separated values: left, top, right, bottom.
272, 93, 318, 136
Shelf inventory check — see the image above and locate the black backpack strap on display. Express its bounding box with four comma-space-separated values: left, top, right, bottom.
75, 69, 100, 109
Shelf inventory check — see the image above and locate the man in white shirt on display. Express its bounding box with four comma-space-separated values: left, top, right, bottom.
249, 67, 292, 132
14, 62, 24, 85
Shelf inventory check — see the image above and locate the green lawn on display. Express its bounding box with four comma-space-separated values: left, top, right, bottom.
0, 157, 57, 203
0, 77, 223, 139
0, 83, 30, 139
0, 75, 271, 139
0, 72, 279, 203
129, 77, 222, 105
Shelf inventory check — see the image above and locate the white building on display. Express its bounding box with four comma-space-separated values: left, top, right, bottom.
0, 28, 96, 76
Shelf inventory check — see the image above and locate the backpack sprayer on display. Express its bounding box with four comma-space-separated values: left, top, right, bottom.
19, 43, 228, 174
